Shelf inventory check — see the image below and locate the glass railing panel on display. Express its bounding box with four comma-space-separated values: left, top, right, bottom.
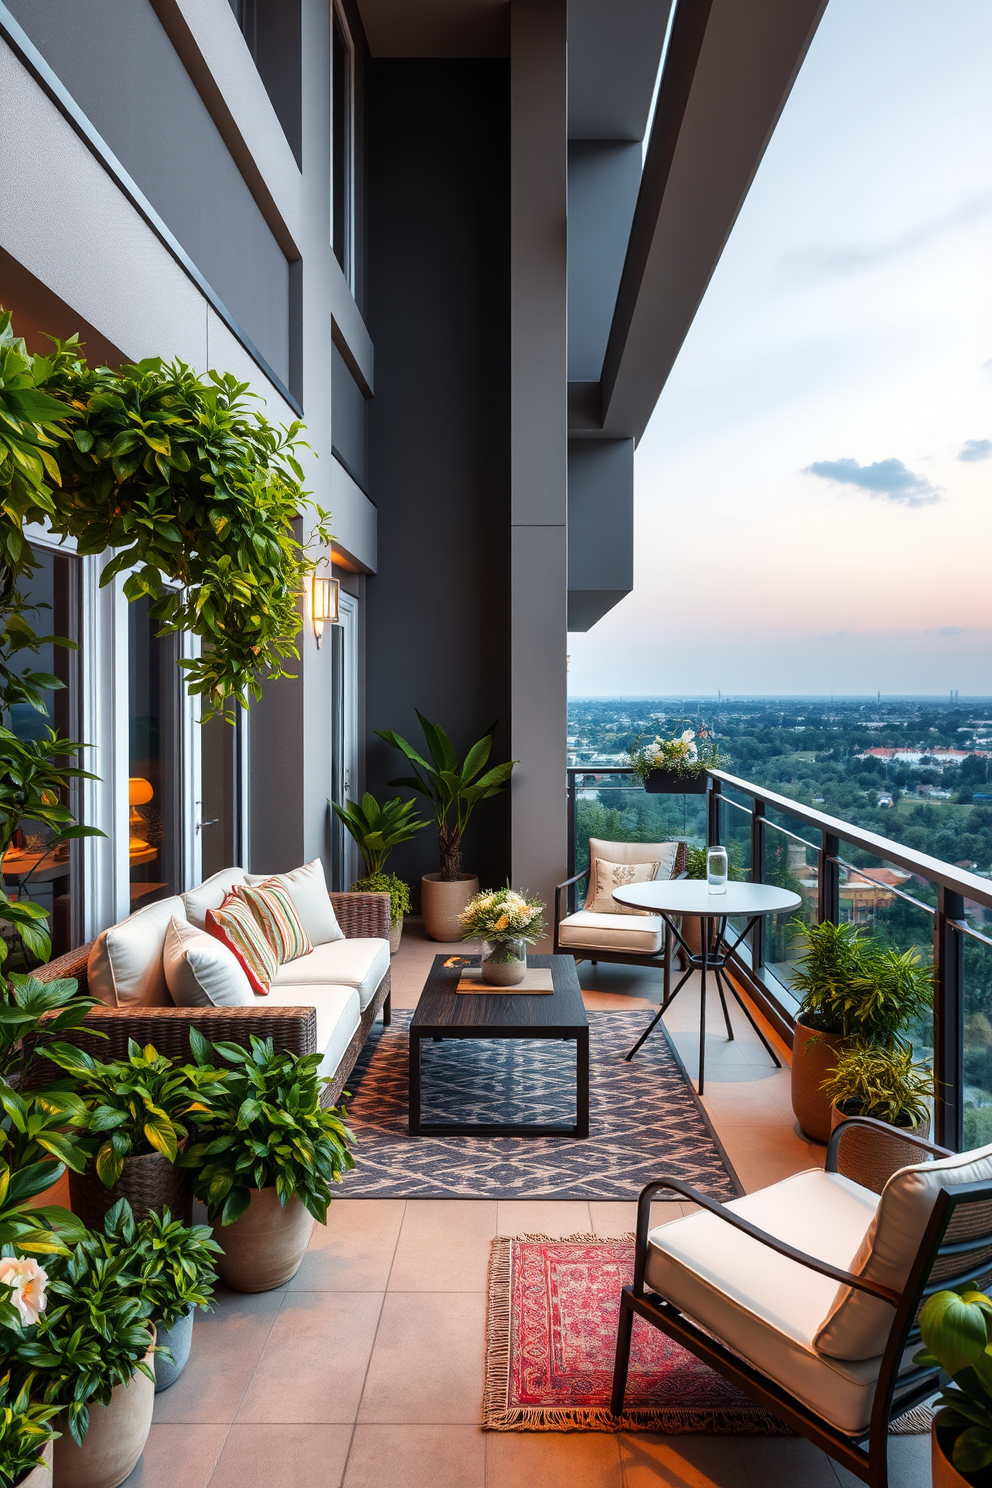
765, 801, 820, 851
962, 923, 992, 1148
572, 772, 707, 881
762, 820, 817, 996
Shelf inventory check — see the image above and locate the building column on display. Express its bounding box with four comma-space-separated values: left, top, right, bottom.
510, 0, 568, 936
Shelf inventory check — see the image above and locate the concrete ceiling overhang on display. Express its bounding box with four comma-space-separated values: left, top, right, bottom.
355, 0, 509, 57
567, 0, 673, 142
596, 0, 828, 443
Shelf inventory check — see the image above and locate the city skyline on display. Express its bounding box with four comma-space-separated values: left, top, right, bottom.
568, 0, 992, 699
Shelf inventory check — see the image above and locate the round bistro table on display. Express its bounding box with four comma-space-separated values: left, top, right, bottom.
612, 879, 802, 1094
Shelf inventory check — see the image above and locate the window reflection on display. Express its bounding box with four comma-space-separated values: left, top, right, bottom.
128, 597, 181, 907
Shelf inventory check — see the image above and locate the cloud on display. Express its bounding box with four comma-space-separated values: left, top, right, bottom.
803, 457, 941, 507
958, 438, 992, 462
938, 625, 965, 636
781, 192, 992, 283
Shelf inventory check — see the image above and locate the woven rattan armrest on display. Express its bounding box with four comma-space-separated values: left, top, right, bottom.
328, 891, 391, 939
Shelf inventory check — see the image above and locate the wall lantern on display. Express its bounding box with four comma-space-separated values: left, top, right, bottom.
311, 560, 340, 648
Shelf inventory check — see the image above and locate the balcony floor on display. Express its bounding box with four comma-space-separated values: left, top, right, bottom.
132, 921, 929, 1488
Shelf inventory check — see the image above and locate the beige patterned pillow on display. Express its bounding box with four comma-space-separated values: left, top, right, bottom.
586, 858, 660, 916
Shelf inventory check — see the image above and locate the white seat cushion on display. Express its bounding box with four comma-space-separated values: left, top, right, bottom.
815, 1141, 992, 1360
558, 910, 663, 955
182, 868, 247, 930
272, 938, 390, 1010
252, 985, 361, 1081
88, 896, 188, 1007
645, 1169, 883, 1434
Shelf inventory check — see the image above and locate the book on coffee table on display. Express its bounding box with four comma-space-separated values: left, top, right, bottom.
454, 967, 554, 994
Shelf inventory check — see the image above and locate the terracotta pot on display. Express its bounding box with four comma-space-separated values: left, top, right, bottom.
389, 916, 403, 955
213, 1188, 314, 1292
54, 1334, 155, 1488
830, 1101, 931, 1194
933, 1426, 974, 1487
790, 1019, 852, 1143
13, 1440, 53, 1488
420, 873, 479, 942
70, 1149, 192, 1230
154, 1304, 194, 1391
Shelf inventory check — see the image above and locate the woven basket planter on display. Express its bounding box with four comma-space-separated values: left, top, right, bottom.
829, 1102, 930, 1194
70, 1150, 192, 1230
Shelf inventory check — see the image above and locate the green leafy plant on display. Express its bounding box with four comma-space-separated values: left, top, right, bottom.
348, 872, 411, 931
122, 1204, 222, 1335
377, 712, 515, 880
5, 1201, 159, 1446
627, 727, 725, 783
182, 1031, 354, 1226
332, 792, 426, 877
0, 1084, 88, 1178
0, 1371, 61, 1488
0, 974, 103, 1086
822, 1040, 933, 1127
41, 1040, 221, 1187
915, 1286, 992, 1480
789, 919, 933, 1042
0, 1159, 86, 1260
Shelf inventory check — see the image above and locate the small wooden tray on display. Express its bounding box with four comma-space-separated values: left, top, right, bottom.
455, 967, 554, 994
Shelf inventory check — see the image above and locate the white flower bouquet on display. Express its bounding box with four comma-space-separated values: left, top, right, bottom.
627, 728, 723, 783
458, 887, 546, 945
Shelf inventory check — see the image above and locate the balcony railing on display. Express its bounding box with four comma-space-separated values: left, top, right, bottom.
566, 765, 992, 1149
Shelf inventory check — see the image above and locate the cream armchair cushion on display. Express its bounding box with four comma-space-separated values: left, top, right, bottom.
557, 911, 663, 955
583, 839, 679, 911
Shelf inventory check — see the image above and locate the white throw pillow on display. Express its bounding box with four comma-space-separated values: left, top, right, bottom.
87, 896, 188, 1008
182, 867, 248, 930
586, 858, 660, 916
163, 918, 253, 1009
245, 859, 343, 945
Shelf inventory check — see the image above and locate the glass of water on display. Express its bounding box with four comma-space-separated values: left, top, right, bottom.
707, 846, 729, 894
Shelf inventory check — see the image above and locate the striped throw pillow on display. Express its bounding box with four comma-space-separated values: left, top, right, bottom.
205, 893, 278, 996
238, 882, 313, 965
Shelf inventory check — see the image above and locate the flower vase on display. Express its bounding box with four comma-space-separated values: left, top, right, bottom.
480, 938, 527, 986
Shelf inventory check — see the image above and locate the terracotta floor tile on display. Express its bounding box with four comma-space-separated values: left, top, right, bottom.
120, 1424, 228, 1488
151, 1289, 283, 1425
497, 1199, 593, 1236
486, 1430, 624, 1488
735, 1436, 856, 1488
343, 1424, 485, 1487
619, 1432, 748, 1487
356, 1292, 486, 1424
589, 1201, 681, 1236
388, 1199, 497, 1291
235, 1291, 382, 1424
286, 1199, 406, 1292
208, 1425, 352, 1488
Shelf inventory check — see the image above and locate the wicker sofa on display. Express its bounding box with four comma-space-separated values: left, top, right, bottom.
34, 883, 391, 1108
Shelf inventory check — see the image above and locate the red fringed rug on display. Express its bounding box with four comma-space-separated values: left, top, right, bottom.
484, 1235, 931, 1434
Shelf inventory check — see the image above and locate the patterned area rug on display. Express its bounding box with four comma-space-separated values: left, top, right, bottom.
338, 1010, 740, 1201
484, 1236, 930, 1435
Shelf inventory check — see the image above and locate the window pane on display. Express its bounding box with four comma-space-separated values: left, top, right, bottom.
762, 821, 816, 995
200, 712, 243, 879
332, 6, 350, 273
129, 598, 181, 907
963, 927, 992, 1148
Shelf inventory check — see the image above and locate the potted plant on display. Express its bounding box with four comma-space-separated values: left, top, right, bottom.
822, 1041, 933, 1191
458, 888, 546, 986
182, 1030, 354, 1292
915, 1286, 992, 1486
40, 1039, 221, 1230
628, 729, 723, 794
0, 1373, 60, 1488
123, 1204, 221, 1393
4, 1204, 160, 1488
331, 792, 426, 952
788, 920, 932, 1142
376, 713, 516, 940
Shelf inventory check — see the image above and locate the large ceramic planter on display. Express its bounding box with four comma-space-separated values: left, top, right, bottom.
790, 1019, 851, 1143
154, 1304, 194, 1391
644, 769, 708, 795
54, 1334, 155, 1488
213, 1188, 314, 1293
933, 1427, 974, 1487
830, 1101, 930, 1193
420, 873, 479, 942
70, 1150, 192, 1230
389, 915, 403, 955
13, 1440, 53, 1488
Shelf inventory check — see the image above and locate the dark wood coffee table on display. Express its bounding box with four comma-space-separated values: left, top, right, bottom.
408, 953, 589, 1138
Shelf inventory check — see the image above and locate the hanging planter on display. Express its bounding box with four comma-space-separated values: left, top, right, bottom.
643, 768, 708, 795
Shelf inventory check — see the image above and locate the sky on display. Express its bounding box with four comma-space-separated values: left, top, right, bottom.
568, 0, 992, 699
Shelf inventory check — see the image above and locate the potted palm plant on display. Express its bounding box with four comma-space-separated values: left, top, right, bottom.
823, 1041, 934, 1191
376, 713, 516, 940
788, 920, 932, 1142
182, 1031, 354, 1292
40, 1039, 222, 1230
915, 1286, 992, 1486
0, 1374, 60, 1488
331, 792, 426, 952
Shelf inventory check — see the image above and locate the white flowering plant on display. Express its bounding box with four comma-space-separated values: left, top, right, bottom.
627, 728, 723, 783
458, 887, 546, 946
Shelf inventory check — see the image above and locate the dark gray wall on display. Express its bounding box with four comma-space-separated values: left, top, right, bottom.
10, 0, 291, 382
365, 60, 511, 902
567, 438, 633, 631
